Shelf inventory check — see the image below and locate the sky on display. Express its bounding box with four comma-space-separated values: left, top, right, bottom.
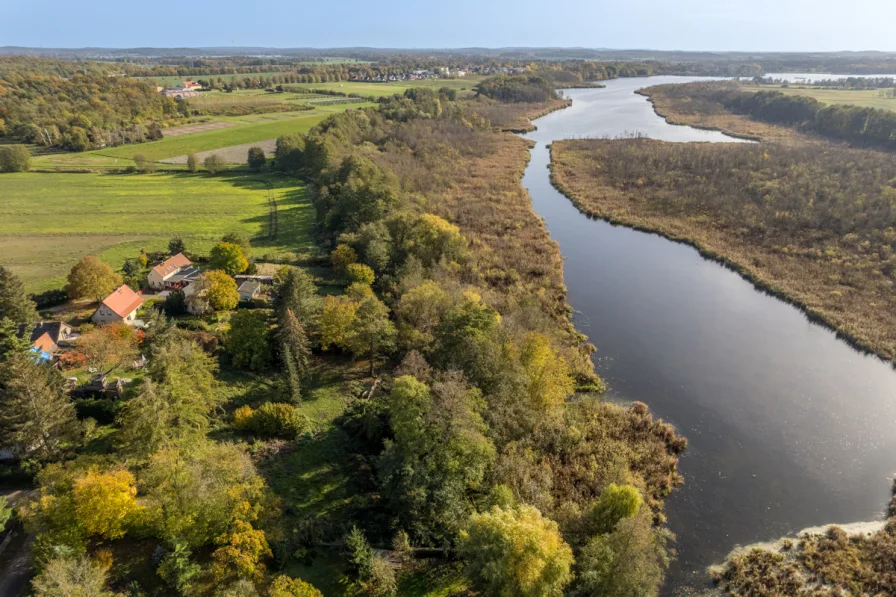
3, 0, 896, 51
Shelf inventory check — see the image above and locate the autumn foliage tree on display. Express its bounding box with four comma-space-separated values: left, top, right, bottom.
66, 256, 122, 301
72, 469, 142, 539
458, 505, 574, 597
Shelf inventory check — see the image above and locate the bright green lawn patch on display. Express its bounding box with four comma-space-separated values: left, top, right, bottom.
0, 171, 313, 291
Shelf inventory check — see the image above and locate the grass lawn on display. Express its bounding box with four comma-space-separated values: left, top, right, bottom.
291, 77, 485, 98
0, 171, 314, 292
761, 85, 896, 112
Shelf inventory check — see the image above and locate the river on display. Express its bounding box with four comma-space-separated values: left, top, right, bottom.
520, 76, 896, 591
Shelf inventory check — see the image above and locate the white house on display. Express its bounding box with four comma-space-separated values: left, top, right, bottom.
238, 280, 261, 301
148, 253, 200, 290
92, 285, 143, 325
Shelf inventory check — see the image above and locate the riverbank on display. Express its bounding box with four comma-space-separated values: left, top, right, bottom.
549, 138, 896, 363
700, 514, 896, 596
635, 85, 799, 143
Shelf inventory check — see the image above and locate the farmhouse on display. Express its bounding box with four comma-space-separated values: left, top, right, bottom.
92, 285, 143, 325
148, 253, 201, 290
17, 321, 77, 355
162, 86, 199, 99
183, 80, 202, 90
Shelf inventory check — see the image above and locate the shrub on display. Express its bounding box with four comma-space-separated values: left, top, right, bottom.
204, 154, 226, 173
233, 405, 255, 430
186, 153, 199, 173
249, 403, 308, 439
346, 263, 375, 285
0, 144, 31, 172
331, 244, 358, 275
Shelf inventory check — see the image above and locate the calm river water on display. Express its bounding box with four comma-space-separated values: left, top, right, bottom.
521, 76, 896, 590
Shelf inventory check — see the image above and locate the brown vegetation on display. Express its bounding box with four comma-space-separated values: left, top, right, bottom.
638, 83, 800, 142
715, 522, 896, 595
551, 138, 896, 362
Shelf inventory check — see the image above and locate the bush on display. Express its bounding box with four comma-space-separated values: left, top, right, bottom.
238, 402, 308, 439
30, 289, 68, 309
247, 147, 266, 171
162, 290, 187, 316
186, 153, 199, 173
0, 144, 31, 172
204, 154, 226, 173
346, 263, 375, 285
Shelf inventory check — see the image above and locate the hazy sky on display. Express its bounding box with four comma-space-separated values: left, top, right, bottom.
4, 0, 895, 51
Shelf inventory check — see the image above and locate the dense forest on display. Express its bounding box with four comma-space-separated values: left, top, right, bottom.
644, 81, 896, 150
0, 69, 180, 150
0, 80, 685, 596
551, 137, 896, 361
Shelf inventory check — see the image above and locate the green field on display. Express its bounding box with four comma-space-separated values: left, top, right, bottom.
762, 85, 896, 112
32, 103, 372, 169
186, 89, 320, 108
0, 172, 313, 292
289, 76, 485, 98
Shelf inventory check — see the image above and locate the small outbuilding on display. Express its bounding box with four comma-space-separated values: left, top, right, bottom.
238, 280, 262, 301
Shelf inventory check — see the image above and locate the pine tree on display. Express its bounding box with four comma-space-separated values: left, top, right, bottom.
279, 309, 310, 403
0, 352, 80, 461
0, 265, 37, 323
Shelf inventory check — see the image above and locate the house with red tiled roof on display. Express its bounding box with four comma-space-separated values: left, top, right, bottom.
147, 253, 200, 290
92, 285, 143, 325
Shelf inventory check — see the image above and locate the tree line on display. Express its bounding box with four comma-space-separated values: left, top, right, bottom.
651, 81, 896, 151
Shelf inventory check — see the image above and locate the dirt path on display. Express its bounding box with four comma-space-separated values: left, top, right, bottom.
159, 138, 277, 164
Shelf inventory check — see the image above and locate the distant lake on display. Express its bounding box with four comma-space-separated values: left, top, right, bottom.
521, 76, 896, 592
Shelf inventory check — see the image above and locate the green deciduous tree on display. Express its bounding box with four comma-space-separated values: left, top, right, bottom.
458, 505, 573, 597
31, 555, 116, 597
268, 575, 323, 597
0, 144, 31, 172
66, 256, 122, 301
193, 270, 239, 312
210, 242, 249, 276
186, 153, 199, 173
226, 310, 272, 372
588, 483, 643, 535
346, 263, 375, 286
142, 441, 269, 548
346, 294, 396, 376
247, 146, 266, 171
379, 375, 495, 543
168, 236, 186, 256
574, 510, 671, 597
274, 134, 305, 175
330, 244, 358, 276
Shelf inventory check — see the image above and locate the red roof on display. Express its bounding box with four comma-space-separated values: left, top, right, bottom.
151, 253, 191, 279
101, 285, 143, 318
32, 332, 57, 354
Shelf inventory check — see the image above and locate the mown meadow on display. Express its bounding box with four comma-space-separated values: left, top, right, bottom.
0, 172, 314, 291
